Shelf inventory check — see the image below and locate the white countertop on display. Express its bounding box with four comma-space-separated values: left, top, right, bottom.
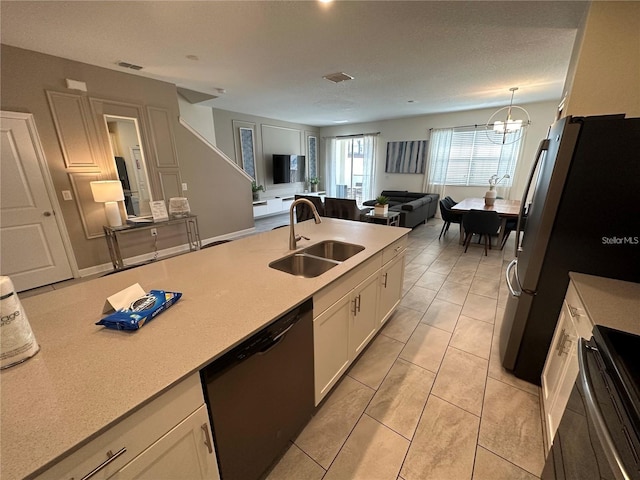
569, 272, 640, 336
1, 219, 409, 480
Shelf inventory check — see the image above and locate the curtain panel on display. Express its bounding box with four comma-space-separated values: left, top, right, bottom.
361, 134, 376, 203
323, 137, 337, 197
423, 128, 453, 203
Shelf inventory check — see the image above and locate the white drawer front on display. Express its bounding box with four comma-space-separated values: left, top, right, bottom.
382, 235, 408, 265
35, 373, 204, 480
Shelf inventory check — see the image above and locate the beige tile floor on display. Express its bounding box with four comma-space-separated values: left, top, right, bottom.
267, 218, 545, 480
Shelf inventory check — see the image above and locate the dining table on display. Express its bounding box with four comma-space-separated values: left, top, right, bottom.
451, 197, 521, 248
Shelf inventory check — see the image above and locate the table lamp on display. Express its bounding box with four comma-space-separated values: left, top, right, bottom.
90, 180, 125, 227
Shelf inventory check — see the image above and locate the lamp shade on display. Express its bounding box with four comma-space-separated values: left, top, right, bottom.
90, 180, 125, 203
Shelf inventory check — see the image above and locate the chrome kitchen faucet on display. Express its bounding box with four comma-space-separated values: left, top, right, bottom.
289, 198, 322, 250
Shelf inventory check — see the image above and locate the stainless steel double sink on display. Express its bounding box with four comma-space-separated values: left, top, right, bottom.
269, 240, 364, 278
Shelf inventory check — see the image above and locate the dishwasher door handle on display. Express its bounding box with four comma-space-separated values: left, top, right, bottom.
258, 322, 296, 355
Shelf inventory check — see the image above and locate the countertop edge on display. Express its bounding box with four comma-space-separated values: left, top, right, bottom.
569, 272, 640, 337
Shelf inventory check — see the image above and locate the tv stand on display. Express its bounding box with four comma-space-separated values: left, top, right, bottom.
252, 192, 325, 219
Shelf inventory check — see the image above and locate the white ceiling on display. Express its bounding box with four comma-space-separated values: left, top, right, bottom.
0, 1, 589, 127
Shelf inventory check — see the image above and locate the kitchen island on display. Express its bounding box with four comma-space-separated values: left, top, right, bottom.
1, 218, 409, 479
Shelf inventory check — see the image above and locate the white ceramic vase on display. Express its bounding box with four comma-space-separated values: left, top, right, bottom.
484, 187, 497, 206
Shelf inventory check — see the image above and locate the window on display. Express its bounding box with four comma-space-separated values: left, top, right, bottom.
428, 126, 524, 187
324, 134, 376, 204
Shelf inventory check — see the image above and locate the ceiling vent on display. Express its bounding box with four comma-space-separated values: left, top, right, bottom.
116, 61, 143, 71
323, 72, 354, 84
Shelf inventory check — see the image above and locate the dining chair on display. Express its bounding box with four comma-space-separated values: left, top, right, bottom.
500, 215, 526, 249
439, 199, 463, 240
294, 195, 325, 222
324, 197, 371, 221
462, 209, 501, 255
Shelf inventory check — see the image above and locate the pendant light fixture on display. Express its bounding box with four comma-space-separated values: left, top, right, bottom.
486, 87, 530, 145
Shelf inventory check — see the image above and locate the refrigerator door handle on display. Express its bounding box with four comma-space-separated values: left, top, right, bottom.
505, 259, 521, 297
515, 138, 550, 257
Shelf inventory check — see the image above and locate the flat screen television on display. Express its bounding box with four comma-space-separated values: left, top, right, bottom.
273, 154, 305, 184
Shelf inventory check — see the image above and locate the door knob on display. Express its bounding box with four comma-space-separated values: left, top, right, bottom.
43, 211, 52, 217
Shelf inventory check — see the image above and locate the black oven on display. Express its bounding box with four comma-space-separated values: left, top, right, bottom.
542, 326, 640, 480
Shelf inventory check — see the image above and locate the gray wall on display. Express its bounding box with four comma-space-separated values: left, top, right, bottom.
178, 96, 217, 146
1, 45, 253, 272
213, 108, 320, 198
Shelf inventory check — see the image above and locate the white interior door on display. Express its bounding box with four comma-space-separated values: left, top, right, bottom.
1, 111, 74, 291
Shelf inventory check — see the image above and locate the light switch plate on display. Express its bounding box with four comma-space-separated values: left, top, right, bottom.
62, 190, 73, 201
181, 183, 188, 191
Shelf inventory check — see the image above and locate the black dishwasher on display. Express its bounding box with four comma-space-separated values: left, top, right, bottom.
201, 298, 314, 480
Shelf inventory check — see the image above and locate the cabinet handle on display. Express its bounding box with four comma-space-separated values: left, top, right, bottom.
201, 423, 213, 454
568, 305, 583, 318
356, 294, 361, 313
80, 447, 127, 480
555, 329, 567, 356
352, 298, 358, 317
557, 331, 573, 357
382, 272, 388, 288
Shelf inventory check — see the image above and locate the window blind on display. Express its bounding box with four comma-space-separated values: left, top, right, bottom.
442, 127, 523, 186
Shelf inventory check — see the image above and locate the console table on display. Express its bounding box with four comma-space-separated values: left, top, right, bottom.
361, 210, 401, 227
103, 215, 201, 270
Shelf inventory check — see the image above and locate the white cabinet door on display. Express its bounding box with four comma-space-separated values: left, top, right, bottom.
314, 294, 351, 404
378, 252, 405, 327
541, 279, 595, 449
349, 272, 379, 358
252, 201, 268, 217
281, 196, 294, 212
541, 300, 582, 449
111, 405, 219, 480
267, 198, 283, 215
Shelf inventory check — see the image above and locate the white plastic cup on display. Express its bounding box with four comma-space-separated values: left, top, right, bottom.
0, 276, 40, 369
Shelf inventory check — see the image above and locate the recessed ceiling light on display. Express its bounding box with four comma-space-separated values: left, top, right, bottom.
323, 72, 354, 84
333, 120, 349, 124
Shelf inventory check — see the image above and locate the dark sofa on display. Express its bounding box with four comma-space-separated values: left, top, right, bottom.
364, 190, 440, 228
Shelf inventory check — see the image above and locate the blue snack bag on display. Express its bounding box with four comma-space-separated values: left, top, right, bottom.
96, 290, 182, 330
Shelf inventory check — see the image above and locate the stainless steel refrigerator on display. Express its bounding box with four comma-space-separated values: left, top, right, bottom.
500, 114, 640, 385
